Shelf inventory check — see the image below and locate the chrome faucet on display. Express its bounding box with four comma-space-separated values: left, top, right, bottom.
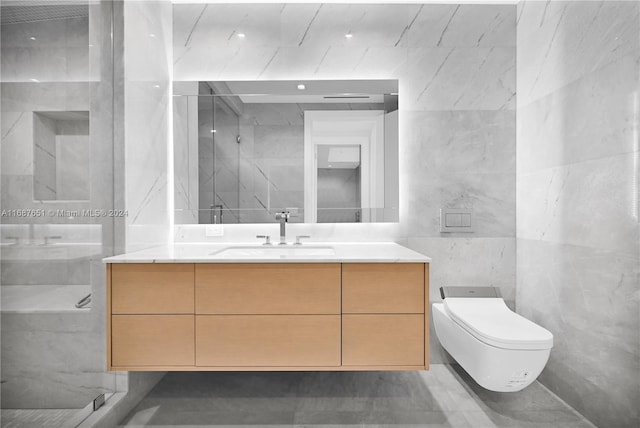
295, 235, 310, 245
256, 235, 272, 245
42, 235, 62, 245
275, 211, 290, 245
5, 236, 20, 246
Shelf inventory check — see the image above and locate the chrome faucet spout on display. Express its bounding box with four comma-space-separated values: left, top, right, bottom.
275, 211, 290, 245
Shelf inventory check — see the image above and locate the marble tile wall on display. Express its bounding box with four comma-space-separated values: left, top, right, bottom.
32, 113, 58, 200
0, 16, 94, 83
123, 0, 172, 251
173, 3, 517, 363
516, 1, 640, 427
106, 0, 174, 417
1, 82, 91, 216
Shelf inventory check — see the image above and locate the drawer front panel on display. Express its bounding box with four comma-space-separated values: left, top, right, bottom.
196, 315, 341, 367
342, 263, 424, 313
111, 315, 195, 367
196, 264, 340, 314
111, 264, 194, 314
342, 314, 424, 366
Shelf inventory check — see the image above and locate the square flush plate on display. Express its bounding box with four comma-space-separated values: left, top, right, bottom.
440, 208, 474, 233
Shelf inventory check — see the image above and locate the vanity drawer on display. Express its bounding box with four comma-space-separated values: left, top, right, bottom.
111, 315, 195, 367
111, 264, 194, 314
196, 315, 341, 367
195, 264, 341, 314
342, 263, 424, 314
342, 314, 424, 366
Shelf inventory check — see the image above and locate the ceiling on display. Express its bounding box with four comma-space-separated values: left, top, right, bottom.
219, 80, 394, 104
0, 3, 88, 25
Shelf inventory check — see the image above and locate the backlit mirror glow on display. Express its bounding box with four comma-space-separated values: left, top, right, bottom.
172, 79, 399, 225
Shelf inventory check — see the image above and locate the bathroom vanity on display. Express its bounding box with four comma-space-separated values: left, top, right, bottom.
104, 243, 430, 371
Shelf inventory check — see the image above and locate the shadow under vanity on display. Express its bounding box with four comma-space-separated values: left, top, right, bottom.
104, 243, 430, 371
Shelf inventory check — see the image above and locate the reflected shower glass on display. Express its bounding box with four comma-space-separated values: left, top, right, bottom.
173, 79, 399, 225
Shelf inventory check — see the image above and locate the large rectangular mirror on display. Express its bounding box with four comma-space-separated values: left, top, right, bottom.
173, 80, 398, 224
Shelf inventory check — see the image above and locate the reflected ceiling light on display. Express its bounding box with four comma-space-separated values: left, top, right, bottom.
153, 84, 160, 88
297, 84, 306, 90
149, 33, 156, 38
345, 33, 353, 39
210, 129, 216, 133
237, 33, 246, 38
29, 36, 36, 41
30, 78, 39, 83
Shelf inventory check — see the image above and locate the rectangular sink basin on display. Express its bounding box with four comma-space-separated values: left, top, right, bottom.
211, 246, 336, 258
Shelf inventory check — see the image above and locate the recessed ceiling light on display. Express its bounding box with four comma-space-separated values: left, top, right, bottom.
237, 33, 246, 38
210, 129, 216, 133
153, 84, 160, 88
297, 84, 306, 90
29, 36, 36, 41
345, 33, 353, 39
149, 33, 156, 38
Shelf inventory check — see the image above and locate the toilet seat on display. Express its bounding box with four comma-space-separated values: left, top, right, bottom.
443, 298, 553, 350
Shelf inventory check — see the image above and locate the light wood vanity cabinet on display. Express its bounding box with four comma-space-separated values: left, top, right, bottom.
195, 264, 341, 314
195, 263, 341, 368
107, 262, 429, 371
109, 264, 195, 367
342, 263, 426, 367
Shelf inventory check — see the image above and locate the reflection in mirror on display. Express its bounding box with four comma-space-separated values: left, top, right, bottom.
316, 145, 361, 223
173, 80, 398, 224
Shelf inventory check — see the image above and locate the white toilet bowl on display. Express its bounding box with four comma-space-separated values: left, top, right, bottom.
432, 288, 553, 392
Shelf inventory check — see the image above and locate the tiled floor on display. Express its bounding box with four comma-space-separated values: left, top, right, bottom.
120, 364, 595, 428
1, 408, 79, 428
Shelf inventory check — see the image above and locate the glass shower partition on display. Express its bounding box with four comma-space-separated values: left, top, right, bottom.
0, 1, 117, 426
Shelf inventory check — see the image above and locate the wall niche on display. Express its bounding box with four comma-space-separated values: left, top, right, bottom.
33, 111, 90, 201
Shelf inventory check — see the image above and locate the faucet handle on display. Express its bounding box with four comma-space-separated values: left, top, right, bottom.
275, 211, 290, 221
43, 235, 62, 245
256, 235, 272, 245
294, 235, 311, 245
6, 236, 20, 245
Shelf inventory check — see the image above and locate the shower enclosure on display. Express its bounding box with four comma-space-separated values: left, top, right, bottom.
174, 82, 244, 225
200, 84, 242, 225
1, 1, 118, 426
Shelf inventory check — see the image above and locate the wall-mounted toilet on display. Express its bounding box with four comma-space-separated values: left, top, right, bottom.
433, 286, 553, 392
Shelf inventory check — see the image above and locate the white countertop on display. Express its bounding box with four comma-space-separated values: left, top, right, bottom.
103, 242, 430, 263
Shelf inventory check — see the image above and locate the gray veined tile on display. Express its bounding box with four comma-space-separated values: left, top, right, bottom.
120, 368, 594, 428
517, 0, 639, 106
463, 409, 595, 428
404, 171, 515, 238
516, 153, 638, 254
407, 237, 516, 305
405, 46, 515, 111
403, 110, 516, 175
407, 4, 516, 49
362, 411, 450, 425
517, 53, 639, 173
